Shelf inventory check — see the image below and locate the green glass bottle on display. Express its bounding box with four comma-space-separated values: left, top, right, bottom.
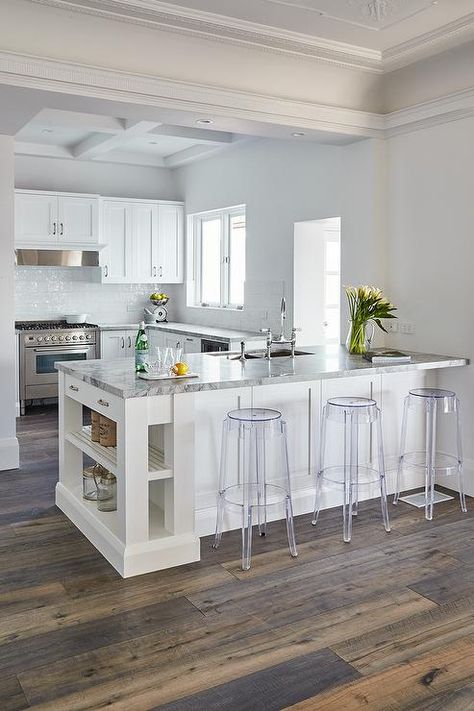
135, 321, 149, 373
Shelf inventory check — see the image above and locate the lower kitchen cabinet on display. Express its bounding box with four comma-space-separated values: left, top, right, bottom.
100, 330, 135, 359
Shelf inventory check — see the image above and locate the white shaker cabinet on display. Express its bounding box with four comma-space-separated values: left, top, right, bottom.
100, 329, 135, 359
100, 200, 183, 285
157, 204, 184, 283
15, 190, 99, 246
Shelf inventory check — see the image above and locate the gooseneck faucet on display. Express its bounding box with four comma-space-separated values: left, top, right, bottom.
260, 297, 300, 359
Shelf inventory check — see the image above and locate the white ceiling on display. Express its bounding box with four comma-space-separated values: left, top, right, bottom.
14, 109, 248, 168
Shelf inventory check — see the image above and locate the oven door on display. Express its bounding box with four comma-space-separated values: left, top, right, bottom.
25, 344, 96, 388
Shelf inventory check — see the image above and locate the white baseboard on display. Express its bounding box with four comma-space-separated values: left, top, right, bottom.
0, 437, 19, 471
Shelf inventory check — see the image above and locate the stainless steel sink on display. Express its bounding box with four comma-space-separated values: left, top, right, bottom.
211, 349, 313, 359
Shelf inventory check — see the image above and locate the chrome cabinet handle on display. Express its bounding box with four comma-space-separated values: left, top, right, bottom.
97, 398, 109, 407
128, 336, 132, 348
153, 266, 157, 278
60, 222, 64, 236
104, 265, 108, 277
186, 337, 193, 342
52, 222, 57, 235
69, 384, 79, 392
159, 266, 163, 278
121, 337, 125, 349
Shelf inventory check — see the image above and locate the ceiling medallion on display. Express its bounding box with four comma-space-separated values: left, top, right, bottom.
367, 0, 389, 22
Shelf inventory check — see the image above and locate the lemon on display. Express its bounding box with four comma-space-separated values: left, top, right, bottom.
172, 362, 189, 376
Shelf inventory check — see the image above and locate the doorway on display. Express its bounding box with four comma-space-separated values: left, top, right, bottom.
293, 217, 341, 347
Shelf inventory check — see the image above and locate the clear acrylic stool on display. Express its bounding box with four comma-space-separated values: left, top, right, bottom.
312, 397, 390, 542
394, 388, 467, 521
213, 408, 298, 570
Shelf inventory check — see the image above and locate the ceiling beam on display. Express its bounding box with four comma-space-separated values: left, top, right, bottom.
72, 120, 161, 159
149, 124, 234, 143
15, 142, 73, 159
164, 143, 228, 168
33, 108, 126, 134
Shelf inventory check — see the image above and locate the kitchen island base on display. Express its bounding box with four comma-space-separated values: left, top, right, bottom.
56, 348, 468, 577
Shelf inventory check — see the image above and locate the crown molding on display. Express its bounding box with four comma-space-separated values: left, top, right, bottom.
26, 0, 474, 74
383, 12, 474, 71
27, 0, 383, 73
0, 50, 384, 138
384, 86, 474, 137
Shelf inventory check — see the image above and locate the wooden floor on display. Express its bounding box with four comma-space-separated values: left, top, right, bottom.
1, 406, 474, 709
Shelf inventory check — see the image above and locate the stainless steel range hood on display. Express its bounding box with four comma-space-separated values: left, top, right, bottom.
16, 249, 99, 267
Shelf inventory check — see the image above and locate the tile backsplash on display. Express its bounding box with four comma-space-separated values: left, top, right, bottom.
15, 267, 161, 325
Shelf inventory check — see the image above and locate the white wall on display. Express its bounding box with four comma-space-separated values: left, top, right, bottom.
386, 116, 474, 463
15, 155, 179, 200
0, 135, 19, 470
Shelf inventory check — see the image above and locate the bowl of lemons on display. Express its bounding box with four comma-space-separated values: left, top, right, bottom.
150, 292, 169, 306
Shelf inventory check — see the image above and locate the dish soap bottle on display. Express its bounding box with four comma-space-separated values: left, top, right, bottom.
135, 321, 149, 373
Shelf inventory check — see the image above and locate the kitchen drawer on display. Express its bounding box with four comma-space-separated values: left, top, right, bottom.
65, 375, 122, 420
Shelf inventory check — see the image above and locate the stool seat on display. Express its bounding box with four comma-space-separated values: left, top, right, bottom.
394, 387, 466, 520
213, 407, 297, 570
312, 396, 390, 542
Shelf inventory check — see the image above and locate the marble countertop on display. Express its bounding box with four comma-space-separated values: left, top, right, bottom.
55, 346, 469, 399
98, 321, 263, 342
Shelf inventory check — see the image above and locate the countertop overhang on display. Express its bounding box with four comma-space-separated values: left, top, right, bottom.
55, 346, 469, 399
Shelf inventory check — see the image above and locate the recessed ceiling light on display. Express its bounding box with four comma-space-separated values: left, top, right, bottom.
292, 132, 305, 137
41, 128, 53, 134
196, 119, 214, 125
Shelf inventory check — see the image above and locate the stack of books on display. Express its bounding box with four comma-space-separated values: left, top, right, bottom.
363, 349, 412, 364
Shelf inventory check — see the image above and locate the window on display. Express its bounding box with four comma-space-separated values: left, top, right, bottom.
190, 205, 246, 309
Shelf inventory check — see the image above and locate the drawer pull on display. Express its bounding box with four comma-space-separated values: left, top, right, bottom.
69, 384, 79, 392
97, 398, 109, 407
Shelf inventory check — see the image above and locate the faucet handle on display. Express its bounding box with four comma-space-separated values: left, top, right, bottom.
260, 327, 272, 333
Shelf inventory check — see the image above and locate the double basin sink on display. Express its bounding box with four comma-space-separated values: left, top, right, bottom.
211, 349, 313, 359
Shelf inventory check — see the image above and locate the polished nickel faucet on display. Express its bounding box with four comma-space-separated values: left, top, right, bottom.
260, 297, 299, 359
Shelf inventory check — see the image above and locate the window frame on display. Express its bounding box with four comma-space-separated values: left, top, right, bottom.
191, 204, 246, 310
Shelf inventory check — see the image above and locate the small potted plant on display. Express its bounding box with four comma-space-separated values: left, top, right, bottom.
345, 285, 397, 354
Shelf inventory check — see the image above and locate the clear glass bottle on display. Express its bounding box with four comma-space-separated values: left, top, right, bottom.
93, 465, 117, 512
82, 465, 98, 501
135, 321, 149, 373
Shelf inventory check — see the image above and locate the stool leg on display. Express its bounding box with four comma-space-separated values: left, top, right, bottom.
351, 413, 359, 517
282, 420, 297, 557
377, 411, 391, 533
425, 398, 437, 521
394, 396, 409, 505
312, 406, 327, 527
213, 418, 229, 549
456, 399, 467, 513
255, 426, 267, 536
343, 411, 354, 543
241, 504, 253, 570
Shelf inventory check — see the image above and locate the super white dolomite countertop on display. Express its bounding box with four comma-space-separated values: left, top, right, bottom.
98, 322, 262, 342
55, 345, 468, 399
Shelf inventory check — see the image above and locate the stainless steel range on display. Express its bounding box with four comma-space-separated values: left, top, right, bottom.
17, 320, 99, 415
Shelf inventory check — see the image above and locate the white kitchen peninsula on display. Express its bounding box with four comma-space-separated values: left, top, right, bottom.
56, 347, 468, 577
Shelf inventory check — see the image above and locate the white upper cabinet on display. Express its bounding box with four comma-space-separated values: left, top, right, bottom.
157, 204, 184, 283
15, 191, 100, 246
100, 199, 183, 285
57, 195, 99, 244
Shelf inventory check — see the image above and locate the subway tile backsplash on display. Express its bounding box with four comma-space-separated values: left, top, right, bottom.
15, 267, 158, 324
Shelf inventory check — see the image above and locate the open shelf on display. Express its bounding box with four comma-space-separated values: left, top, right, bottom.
149, 501, 172, 541
63, 483, 121, 539
66, 426, 174, 481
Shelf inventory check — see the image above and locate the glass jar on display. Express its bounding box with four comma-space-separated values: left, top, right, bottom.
93, 465, 117, 512
82, 465, 98, 501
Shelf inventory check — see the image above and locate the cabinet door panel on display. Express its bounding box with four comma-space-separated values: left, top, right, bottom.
147, 329, 166, 350
15, 193, 57, 243
101, 202, 131, 283
158, 205, 183, 283
58, 196, 99, 244
100, 331, 128, 359
183, 336, 201, 354
133, 203, 158, 283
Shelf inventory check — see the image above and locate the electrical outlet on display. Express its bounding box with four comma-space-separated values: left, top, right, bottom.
400, 322, 415, 335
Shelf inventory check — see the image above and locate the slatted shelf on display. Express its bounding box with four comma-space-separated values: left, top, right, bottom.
66, 426, 174, 480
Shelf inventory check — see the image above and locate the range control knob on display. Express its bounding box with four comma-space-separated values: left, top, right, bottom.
37, 336, 43, 342
52, 335, 58, 342
72, 335, 78, 341
44, 336, 50, 342
59, 335, 65, 342
79, 334, 85, 340
86, 334, 92, 340
66, 335, 72, 342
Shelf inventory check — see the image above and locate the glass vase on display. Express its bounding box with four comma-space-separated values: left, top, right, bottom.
346, 320, 371, 355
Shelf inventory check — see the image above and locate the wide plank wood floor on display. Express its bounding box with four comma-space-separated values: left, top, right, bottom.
1, 405, 474, 709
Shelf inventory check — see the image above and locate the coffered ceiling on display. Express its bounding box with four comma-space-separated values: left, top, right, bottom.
31, 0, 474, 71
